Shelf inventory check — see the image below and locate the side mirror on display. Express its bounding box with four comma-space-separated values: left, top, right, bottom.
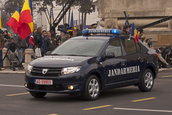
45, 51, 52, 55
105, 51, 115, 58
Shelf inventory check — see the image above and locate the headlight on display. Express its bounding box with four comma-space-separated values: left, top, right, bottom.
27, 64, 33, 73
61, 66, 81, 75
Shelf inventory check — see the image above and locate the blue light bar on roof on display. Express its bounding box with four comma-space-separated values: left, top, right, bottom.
82, 29, 121, 35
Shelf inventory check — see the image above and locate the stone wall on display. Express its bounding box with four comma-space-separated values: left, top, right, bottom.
98, 0, 172, 18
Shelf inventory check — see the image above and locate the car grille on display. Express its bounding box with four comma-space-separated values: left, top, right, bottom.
31, 67, 62, 77
27, 83, 64, 91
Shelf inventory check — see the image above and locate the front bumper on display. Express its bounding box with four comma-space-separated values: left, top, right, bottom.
25, 73, 85, 94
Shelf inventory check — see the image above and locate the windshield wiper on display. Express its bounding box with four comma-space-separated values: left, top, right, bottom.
49, 54, 61, 56
63, 54, 91, 57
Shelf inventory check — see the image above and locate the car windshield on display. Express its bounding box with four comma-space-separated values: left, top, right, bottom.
51, 38, 106, 57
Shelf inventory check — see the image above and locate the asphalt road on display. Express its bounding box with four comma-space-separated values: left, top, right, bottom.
0, 71, 172, 115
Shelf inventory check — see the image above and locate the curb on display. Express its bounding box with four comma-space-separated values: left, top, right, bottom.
0, 70, 25, 74
159, 68, 172, 72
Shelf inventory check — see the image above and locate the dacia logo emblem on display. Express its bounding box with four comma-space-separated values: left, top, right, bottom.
42, 69, 48, 75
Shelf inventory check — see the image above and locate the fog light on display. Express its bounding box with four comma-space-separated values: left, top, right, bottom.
24, 83, 27, 88
68, 85, 74, 90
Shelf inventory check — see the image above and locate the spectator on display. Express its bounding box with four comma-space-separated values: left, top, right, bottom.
34, 27, 43, 58
41, 30, 48, 56
34, 27, 42, 49
0, 31, 4, 70
145, 38, 153, 48
28, 35, 35, 48
46, 31, 57, 52
156, 48, 169, 68
123, 25, 130, 35
3, 30, 11, 48
16, 36, 28, 64
60, 31, 70, 43
164, 45, 172, 65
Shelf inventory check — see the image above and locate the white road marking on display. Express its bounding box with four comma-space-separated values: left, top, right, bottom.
113, 107, 172, 113
6, 92, 29, 97
161, 75, 172, 78
0, 84, 24, 88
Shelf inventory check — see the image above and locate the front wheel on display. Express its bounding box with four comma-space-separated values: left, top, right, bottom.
138, 69, 154, 92
29, 91, 47, 98
82, 75, 100, 100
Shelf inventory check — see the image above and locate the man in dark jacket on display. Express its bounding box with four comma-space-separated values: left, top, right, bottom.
46, 31, 57, 51
0, 30, 4, 70
34, 27, 42, 49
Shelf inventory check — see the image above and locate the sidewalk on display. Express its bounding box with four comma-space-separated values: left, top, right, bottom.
0, 68, 25, 74
0, 67, 172, 74
159, 67, 172, 72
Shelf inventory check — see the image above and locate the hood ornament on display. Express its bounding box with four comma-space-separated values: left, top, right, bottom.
42, 69, 48, 75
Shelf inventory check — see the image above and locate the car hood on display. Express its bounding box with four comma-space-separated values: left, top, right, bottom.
30, 56, 93, 68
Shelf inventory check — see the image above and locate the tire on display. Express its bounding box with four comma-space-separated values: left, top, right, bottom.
138, 69, 154, 92
82, 75, 100, 100
29, 91, 47, 98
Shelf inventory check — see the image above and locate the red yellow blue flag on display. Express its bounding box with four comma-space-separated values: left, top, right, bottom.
18, 0, 33, 39
6, 9, 20, 33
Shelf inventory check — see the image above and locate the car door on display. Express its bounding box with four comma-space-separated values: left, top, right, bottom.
102, 39, 127, 85
121, 38, 142, 81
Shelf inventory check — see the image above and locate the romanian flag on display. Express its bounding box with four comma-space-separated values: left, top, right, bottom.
134, 29, 139, 44
18, 0, 33, 39
6, 9, 20, 33
130, 23, 139, 43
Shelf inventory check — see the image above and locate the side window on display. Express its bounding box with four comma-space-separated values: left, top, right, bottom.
105, 39, 123, 57
124, 39, 137, 55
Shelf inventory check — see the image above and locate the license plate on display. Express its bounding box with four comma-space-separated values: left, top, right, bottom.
35, 79, 53, 85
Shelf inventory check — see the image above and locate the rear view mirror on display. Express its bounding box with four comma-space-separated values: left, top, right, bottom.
45, 51, 52, 55
105, 51, 115, 58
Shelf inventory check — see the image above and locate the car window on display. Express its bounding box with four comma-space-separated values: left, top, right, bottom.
124, 39, 137, 55
52, 39, 106, 57
105, 39, 123, 57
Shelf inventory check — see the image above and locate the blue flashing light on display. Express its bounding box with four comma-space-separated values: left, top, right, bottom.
82, 29, 121, 35
111, 29, 121, 34
82, 29, 89, 35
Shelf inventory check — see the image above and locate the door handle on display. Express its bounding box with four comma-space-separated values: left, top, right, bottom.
120, 61, 126, 66
138, 57, 144, 62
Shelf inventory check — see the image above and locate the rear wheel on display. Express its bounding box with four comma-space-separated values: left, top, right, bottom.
138, 69, 154, 92
82, 75, 100, 100
29, 91, 47, 98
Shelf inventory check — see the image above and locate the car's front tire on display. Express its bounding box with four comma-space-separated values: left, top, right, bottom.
138, 69, 154, 92
29, 91, 47, 98
82, 75, 100, 100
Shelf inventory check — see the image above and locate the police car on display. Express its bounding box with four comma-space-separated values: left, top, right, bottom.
25, 29, 158, 100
